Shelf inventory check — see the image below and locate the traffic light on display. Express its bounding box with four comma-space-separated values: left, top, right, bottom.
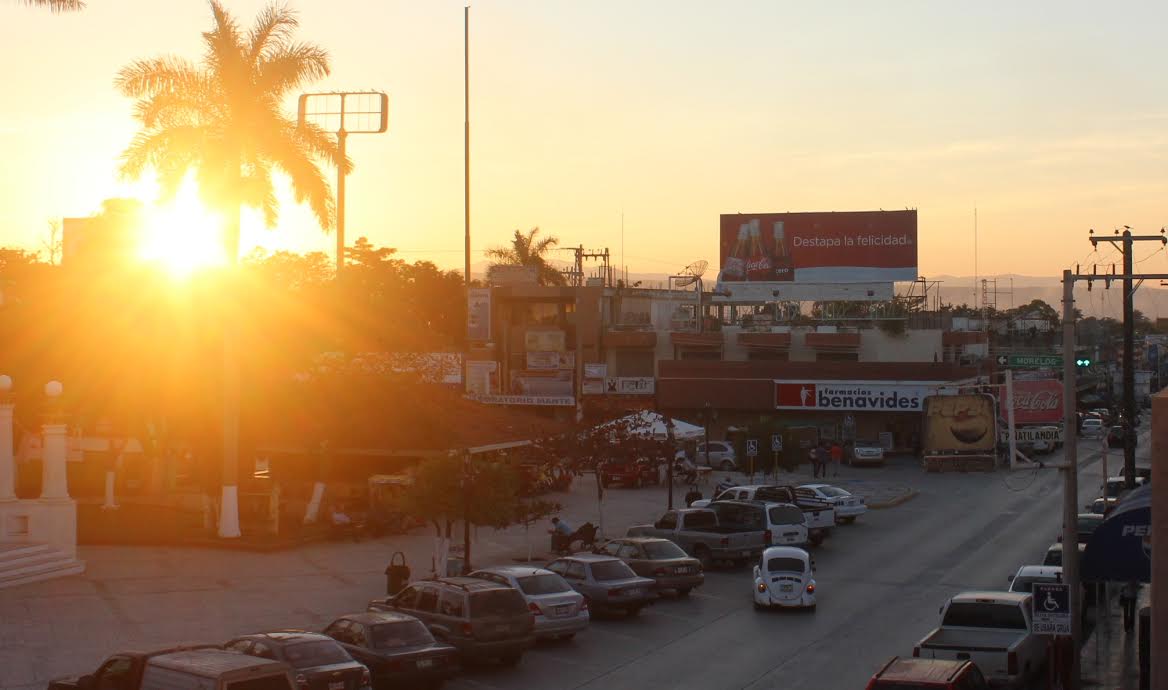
1076, 357, 1092, 367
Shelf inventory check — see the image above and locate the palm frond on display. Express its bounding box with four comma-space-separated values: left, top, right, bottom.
289, 120, 348, 172
24, 0, 84, 12
114, 57, 203, 98
257, 41, 330, 97
133, 84, 217, 128
240, 163, 278, 227
268, 141, 335, 231
247, 2, 298, 61
118, 125, 205, 180
483, 247, 518, 262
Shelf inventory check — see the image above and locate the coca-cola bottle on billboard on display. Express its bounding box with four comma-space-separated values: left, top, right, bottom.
721, 224, 749, 281
745, 219, 773, 281
771, 220, 794, 281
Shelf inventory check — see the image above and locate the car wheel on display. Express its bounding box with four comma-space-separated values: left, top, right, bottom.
809, 533, 824, 547
842, 516, 856, 525
806, 604, 817, 613
634, 475, 643, 489
499, 652, 523, 667
719, 460, 734, 472
753, 601, 764, 611
676, 587, 692, 598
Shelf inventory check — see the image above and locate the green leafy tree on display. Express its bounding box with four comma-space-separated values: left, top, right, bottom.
115, 1, 345, 537
485, 227, 566, 286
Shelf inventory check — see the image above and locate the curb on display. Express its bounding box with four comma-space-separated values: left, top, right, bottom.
868, 489, 918, 510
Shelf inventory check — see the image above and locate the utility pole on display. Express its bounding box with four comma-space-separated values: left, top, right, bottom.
1089, 228, 1166, 489
1059, 270, 1082, 690
463, 5, 471, 287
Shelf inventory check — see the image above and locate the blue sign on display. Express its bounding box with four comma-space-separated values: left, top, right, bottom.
1032, 583, 1072, 636
1082, 485, 1151, 583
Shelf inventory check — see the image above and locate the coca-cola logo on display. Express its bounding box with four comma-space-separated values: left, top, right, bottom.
1014, 390, 1060, 411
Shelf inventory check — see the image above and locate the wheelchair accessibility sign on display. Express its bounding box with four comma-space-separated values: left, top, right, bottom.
1032, 583, 1071, 636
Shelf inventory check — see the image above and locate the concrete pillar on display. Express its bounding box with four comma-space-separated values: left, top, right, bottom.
1151, 391, 1168, 690
40, 423, 70, 501
0, 401, 15, 502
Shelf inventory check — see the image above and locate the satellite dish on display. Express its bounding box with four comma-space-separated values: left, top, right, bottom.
674, 260, 708, 287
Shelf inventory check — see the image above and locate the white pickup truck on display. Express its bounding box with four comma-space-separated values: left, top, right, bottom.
914, 592, 1045, 687
691, 485, 835, 544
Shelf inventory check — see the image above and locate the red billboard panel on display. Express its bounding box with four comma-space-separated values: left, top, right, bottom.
1012, 379, 1063, 425
718, 210, 917, 284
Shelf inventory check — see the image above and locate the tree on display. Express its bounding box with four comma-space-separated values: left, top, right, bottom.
485, 227, 566, 286
20, 0, 84, 10
116, 1, 345, 538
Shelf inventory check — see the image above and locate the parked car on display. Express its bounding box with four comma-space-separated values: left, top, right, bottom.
798, 483, 868, 524
46, 645, 223, 690
1091, 408, 1113, 424
1007, 565, 1062, 595
676, 441, 738, 471
468, 566, 589, 640
626, 507, 769, 567
1088, 496, 1118, 515
1062, 513, 1104, 545
545, 553, 656, 616
1043, 542, 1086, 567
1106, 425, 1134, 449
752, 546, 816, 610
705, 499, 809, 548
1080, 417, 1105, 439
598, 458, 658, 488
367, 577, 533, 666
867, 657, 988, 690
691, 485, 835, 544
914, 592, 1045, 687
223, 632, 372, 690
850, 440, 886, 466
595, 537, 704, 596
1104, 475, 1148, 498
1118, 464, 1152, 482
321, 612, 456, 689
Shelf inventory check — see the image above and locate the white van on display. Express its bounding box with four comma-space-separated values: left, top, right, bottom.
140, 650, 295, 690
1081, 418, 1105, 439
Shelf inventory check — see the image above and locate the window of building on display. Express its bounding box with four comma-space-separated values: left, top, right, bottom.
746, 349, 789, 361
815, 351, 859, 362
679, 349, 721, 361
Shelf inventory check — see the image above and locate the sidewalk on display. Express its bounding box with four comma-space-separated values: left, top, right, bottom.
1081, 585, 1149, 690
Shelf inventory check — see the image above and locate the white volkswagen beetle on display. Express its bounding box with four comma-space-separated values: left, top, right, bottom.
753, 546, 816, 610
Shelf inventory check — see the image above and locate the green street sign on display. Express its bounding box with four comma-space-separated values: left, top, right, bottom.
997, 354, 1061, 368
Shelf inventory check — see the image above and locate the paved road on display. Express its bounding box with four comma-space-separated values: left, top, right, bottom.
448, 434, 1143, 690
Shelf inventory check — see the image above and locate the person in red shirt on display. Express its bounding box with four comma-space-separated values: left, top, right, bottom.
830, 442, 844, 477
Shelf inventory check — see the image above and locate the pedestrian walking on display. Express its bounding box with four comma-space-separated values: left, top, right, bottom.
1120, 581, 1139, 631
830, 441, 843, 477
810, 444, 823, 479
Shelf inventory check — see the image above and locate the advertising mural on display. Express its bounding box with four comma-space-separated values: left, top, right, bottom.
923, 394, 997, 454
718, 210, 917, 285
1012, 379, 1063, 425
467, 288, 491, 341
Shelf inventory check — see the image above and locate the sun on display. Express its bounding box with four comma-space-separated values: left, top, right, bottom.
139, 181, 227, 277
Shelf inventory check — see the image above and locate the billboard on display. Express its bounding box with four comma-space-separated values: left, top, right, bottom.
1012, 379, 1063, 425
774, 380, 934, 412
467, 288, 491, 341
923, 394, 997, 454
718, 210, 917, 284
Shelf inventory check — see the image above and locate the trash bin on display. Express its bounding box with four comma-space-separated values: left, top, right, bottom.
1138, 606, 1150, 690
385, 551, 410, 596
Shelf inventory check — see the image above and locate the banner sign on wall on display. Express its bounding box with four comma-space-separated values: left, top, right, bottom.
1012, 379, 1063, 425
923, 394, 997, 454
605, 377, 655, 395
476, 394, 575, 406
467, 288, 491, 341
584, 363, 608, 379
526, 351, 559, 370
774, 380, 934, 412
524, 330, 566, 352
465, 360, 498, 396
718, 210, 917, 285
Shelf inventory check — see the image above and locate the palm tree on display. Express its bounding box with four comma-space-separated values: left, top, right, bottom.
485, 227, 566, 286
21, 0, 84, 10
116, 1, 346, 538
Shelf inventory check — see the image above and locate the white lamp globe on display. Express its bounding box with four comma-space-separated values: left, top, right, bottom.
44, 380, 63, 398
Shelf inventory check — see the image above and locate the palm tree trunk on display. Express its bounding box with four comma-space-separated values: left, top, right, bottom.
218, 205, 242, 538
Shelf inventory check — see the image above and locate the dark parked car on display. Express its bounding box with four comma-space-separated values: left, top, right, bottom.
322, 612, 457, 690
867, 656, 988, 689
368, 577, 533, 666
1107, 425, 1137, 449
45, 645, 220, 690
223, 632, 372, 690
595, 537, 704, 596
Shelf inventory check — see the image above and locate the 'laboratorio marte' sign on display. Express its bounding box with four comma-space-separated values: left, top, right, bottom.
774, 380, 941, 412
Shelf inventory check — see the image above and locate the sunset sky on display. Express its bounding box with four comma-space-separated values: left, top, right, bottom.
2, 0, 1167, 278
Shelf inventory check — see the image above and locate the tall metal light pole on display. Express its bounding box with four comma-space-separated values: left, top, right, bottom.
464, 5, 471, 287
298, 91, 389, 275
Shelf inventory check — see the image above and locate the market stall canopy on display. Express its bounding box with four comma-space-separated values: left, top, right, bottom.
597, 410, 705, 441
1081, 484, 1151, 583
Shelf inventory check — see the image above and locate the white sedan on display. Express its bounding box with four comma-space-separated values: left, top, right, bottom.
753, 546, 816, 610
799, 484, 867, 524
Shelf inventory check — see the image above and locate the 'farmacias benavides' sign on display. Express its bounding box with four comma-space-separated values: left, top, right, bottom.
774, 380, 937, 412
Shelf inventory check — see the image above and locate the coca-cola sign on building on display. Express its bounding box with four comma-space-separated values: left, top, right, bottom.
1012, 379, 1063, 425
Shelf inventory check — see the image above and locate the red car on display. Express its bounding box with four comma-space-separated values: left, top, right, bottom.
867, 657, 988, 690
599, 458, 658, 488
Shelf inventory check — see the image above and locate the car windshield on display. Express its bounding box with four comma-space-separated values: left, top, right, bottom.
469, 589, 527, 617
766, 557, 805, 573
641, 541, 687, 560
942, 602, 1027, 630
282, 640, 351, 668
590, 560, 637, 581
768, 506, 804, 525
814, 486, 850, 498
1077, 516, 1103, 533
516, 574, 571, 595
369, 621, 434, 649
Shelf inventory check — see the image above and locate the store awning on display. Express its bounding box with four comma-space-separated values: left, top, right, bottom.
1081, 484, 1151, 583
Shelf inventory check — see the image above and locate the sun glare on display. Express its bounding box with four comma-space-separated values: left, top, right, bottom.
139, 182, 227, 277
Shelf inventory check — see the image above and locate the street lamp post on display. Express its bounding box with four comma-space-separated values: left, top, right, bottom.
0, 375, 15, 503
